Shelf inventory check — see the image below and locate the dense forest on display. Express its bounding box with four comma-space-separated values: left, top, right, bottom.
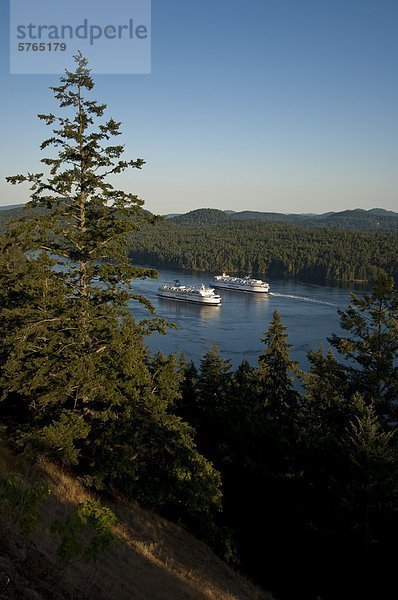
176, 282, 398, 599
128, 211, 398, 283
1, 56, 398, 600
2, 209, 397, 284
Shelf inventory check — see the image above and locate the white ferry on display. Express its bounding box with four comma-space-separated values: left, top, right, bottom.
211, 273, 270, 293
157, 281, 222, 305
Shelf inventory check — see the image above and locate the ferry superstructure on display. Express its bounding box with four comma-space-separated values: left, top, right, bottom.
211, 273, 270, 293
157, 281, 222, 305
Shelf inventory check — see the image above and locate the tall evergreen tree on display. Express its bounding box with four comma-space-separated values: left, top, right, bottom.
2, 52, 161, 451
339, 393, 398, 543
258, 310, 300, 424
297, 384, 398, 598
329, 273, 398, 420
0, 54, 222, 528
226, 316, 303, 597
193, 345, 232, 461
301, 348, 352, 446
178, 358, 200, 428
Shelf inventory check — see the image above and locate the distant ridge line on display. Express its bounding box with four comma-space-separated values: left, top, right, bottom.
0, 203, 25, 210
167, 207, 398, 232
1, 204, 397, 232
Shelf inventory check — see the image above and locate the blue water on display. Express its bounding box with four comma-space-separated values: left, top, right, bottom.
128, 269, 363, 370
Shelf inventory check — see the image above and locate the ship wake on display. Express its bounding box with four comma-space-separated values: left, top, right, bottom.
269, 292, 339, 307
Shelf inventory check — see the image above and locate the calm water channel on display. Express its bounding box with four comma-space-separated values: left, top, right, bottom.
129, 269, 365, 371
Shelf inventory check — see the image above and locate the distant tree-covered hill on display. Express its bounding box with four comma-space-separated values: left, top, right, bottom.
128, 217, 398, 283
168, 207, 398, 232
171, 208, 232, 225
3, 204, 398, 232
0, 206, 28, 230
0, 203, 24, 211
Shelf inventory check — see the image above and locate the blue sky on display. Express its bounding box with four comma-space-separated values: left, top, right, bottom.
1, 0, 397, 214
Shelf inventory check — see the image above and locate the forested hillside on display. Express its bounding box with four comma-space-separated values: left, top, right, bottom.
230, 207, 398, 231
2, 206, 397, 282
128, 217, 398, 282
0, 206, 27, 230
168, 207, 398, 232
3, 205, 398, 233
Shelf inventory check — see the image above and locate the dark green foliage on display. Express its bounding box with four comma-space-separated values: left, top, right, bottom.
197, 345, 232, 415
296, 386, 398, 598
79, 348, 223, 533
51, 500, 117, 565
124, 411, 222, 532
258, 310, 300, 423
188, 345, 232, 463
1, 52, 160, 448
329, 273, 398, 415
21, 412, 91, 466
180, 279, 398, 598
0, 473, 50, 535
179, 319, 302, 592
300, 349, 353, 450
294, 278, 398, 597
0, 54, 222, 535
339, 394, 398, 540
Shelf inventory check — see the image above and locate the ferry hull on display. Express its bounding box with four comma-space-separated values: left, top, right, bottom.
157, 290, 221, 305
212, 282, 269, 293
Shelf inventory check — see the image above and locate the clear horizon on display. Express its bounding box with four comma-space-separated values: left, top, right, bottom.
1, 0, 397, 214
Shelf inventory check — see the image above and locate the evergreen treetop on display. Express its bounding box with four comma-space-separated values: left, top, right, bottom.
6, 51, 158, 315
329, 273, 398, 415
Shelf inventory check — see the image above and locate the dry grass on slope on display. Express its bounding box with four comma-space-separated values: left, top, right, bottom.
0, 445, 272, 600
